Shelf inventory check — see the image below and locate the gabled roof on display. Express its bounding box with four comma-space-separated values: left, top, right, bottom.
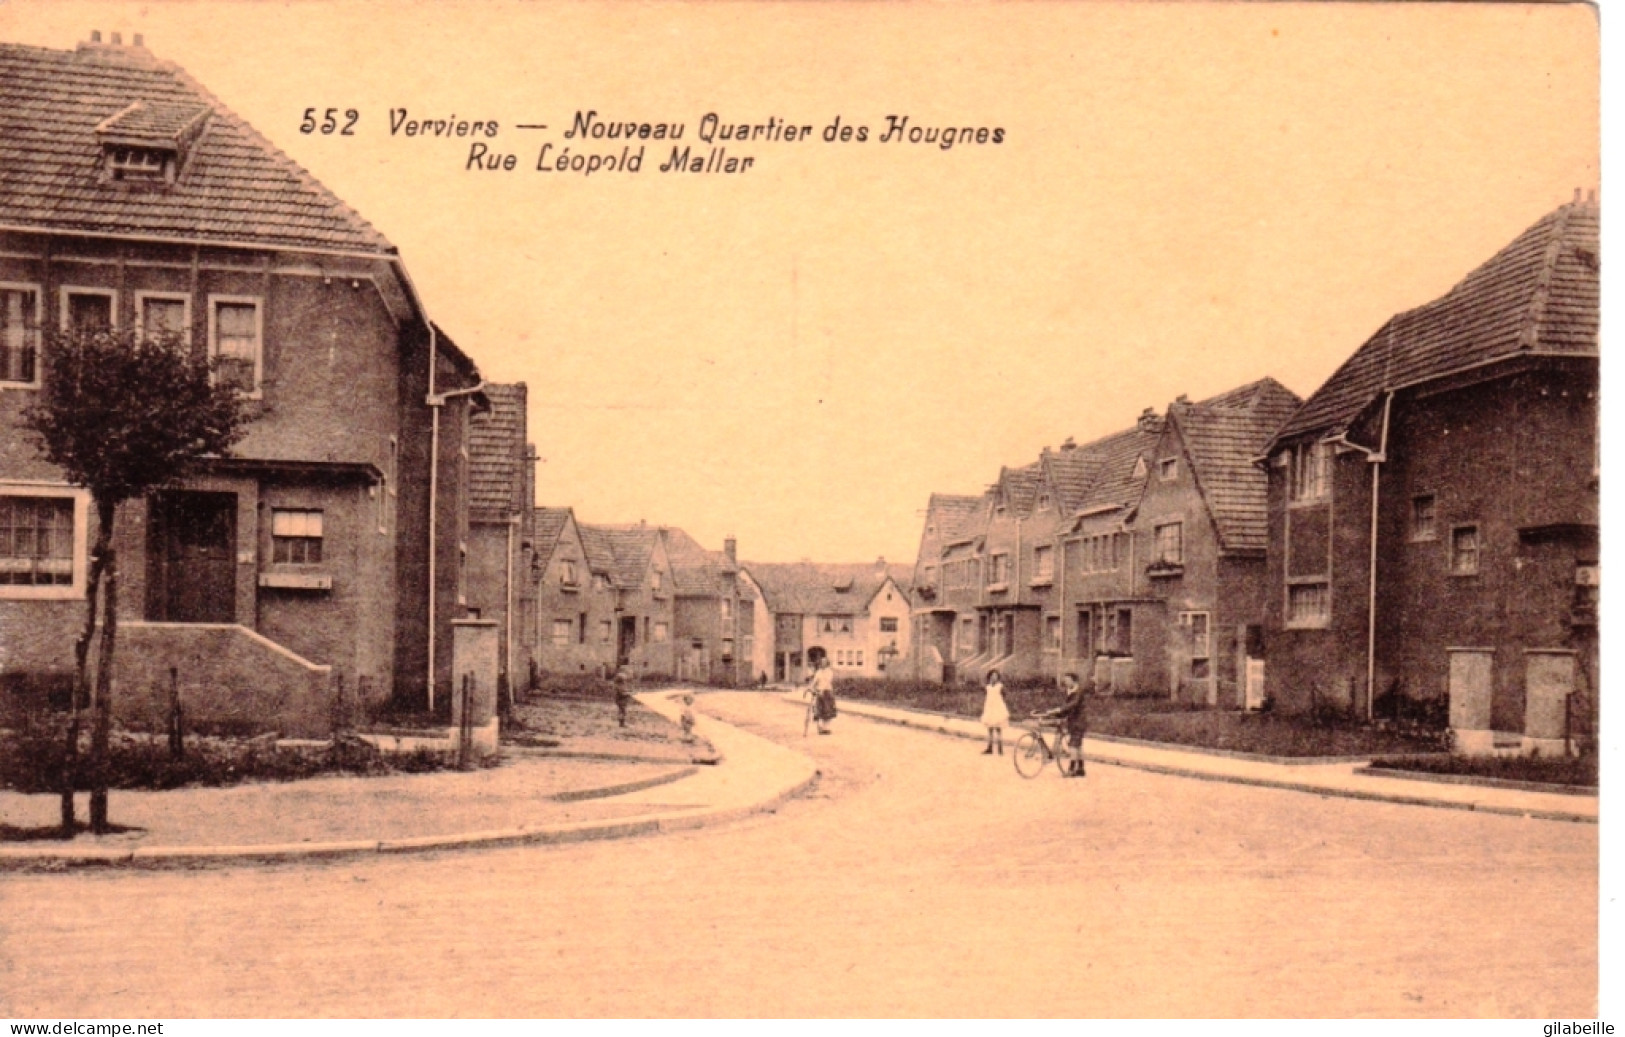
576, 524, 618, 578
0, 40, 392, 254
1165, 377, 1303, 551
925, 493, 985, 544
996, 462, 1044, 517
582, 524, 666, 590
1271, 200, 1600, 447
468, 383, 527, 522
662, 527, 739, 598
747, 562, 912, 616
1041, 447, 1103, 514
1068, 422, 1162, 515
532, 506, 574, 561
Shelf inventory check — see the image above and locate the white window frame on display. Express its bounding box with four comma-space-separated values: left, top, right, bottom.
0, 483, 90, 600
134, 291, 191, 344
1044, 613, 1062, 653
1451, 524, 1481, 576
551, 618, 573, 647
653, 620, 669, 643
207, 294, 264, 399
1285, 581, 1331, 629
1410, 493, 1438, 542
1288, 441, 1331, 505
1033, 544, 1055, 583
0, 282, 44, 390
1154, 522, 1183, 565
1158, 457, 1178, 482
59, 287, 117, 333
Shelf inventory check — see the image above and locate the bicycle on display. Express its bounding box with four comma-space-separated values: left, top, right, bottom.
1012, 716, 1074, 778
802, 687, 817, 737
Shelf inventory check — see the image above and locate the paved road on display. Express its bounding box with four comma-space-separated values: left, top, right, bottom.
0, 692, 1597, 1017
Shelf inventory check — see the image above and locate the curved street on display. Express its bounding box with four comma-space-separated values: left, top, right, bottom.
0, 691, 1597, 1017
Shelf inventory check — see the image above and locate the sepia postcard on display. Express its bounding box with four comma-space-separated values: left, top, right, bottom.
0, 0, 1608, 1023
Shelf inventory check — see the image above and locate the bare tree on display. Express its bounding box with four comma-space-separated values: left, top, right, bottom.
23, 325, 245, 835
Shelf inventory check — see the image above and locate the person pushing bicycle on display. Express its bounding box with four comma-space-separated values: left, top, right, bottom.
1035, 671, 1088, 777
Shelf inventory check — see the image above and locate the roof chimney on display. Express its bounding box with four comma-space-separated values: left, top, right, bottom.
723, 537, 737, 567
90, 30, 103, 42
1061, 437, 1076, 451
1137, 407, 1162, 432
133, 34, 145, 47
110, 32, 122, 44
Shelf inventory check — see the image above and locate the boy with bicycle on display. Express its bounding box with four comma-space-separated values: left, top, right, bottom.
1037, 671, 1088, 777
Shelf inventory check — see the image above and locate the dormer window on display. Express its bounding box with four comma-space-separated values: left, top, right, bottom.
95, 100, 211, 189
107, 146, 170, 182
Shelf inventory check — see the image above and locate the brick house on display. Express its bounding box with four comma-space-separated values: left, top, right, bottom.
665, 529, 756, 686
528, 506, 618, 677
1260, 199, 1599, 754
464, 383, 536, 698
582, 523, 677, 678
910, 378, 1297, 698
1132, 379, 1300, 705
748, 561, 913, 682
0, 36, 485, 733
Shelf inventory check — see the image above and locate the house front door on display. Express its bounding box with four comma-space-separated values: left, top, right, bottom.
618, 616, 637, 665
149, 491, 237, 623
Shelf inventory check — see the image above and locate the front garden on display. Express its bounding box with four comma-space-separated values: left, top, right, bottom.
834, 677, 1449, 759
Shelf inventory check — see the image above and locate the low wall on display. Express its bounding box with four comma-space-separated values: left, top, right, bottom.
111, 623, 337, 739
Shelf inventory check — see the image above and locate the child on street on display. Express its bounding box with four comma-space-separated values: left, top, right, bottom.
980, 669, 1009, 755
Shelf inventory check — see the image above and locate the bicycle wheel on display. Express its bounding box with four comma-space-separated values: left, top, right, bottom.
1013, 732, 1047, 778
1054, 736, 1074, 777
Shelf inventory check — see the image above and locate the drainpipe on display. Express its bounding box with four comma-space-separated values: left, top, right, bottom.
504, 514, 517, 709
1365, 393, 1395, 722
425, 359, 486, 712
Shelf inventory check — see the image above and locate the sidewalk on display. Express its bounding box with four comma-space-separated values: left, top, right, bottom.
793, 692, 1598, 823
0, 691, 817, 869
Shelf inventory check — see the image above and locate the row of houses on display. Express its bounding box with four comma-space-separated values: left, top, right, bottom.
908, 198, 1599, 753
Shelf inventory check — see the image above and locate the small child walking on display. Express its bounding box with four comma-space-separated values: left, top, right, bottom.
613, 665, 634, 727
679, 691, 697, 742
980, 669, 1009, 755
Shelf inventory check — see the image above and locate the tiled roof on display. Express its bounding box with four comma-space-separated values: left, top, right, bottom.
467, 383, 527, 521
1070, 423, 1161, 514
998, 462, 1044, 516
663, 527, 736, 598
583, 524, 663, 590
1271, 200, 1600, 446
1042, 449, 1103, 514
532, 506, 573, 560
576, 524, 618, 578
0, 41, 392, 254
1167, 377, 1303, 551
926, 494, 985, 544
747, 562, 910, 615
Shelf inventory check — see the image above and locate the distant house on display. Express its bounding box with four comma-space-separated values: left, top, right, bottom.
583, 522, 677, 678
1260, 199, 1598, 754
665, 529, 756, 686
464, 383, 536, 698
748, 561, 913, 683
528, 507, 618, 677
0, 36, 484, 733
909, 378, 1298, 700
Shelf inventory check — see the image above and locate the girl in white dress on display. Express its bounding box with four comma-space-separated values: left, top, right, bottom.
980, 669, 1009, 755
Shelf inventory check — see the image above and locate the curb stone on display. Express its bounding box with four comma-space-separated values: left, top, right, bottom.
0, 708, 817, 871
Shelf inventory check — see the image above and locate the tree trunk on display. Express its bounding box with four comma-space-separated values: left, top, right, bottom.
62, 535, 109, 838
88, 504, 118, 835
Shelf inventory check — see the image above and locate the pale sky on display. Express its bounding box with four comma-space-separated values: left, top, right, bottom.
0, 0, 1600, 563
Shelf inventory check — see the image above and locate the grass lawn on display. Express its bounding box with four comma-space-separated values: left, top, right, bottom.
835, 677, 1445, 758
1369, 752, 1598, 788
